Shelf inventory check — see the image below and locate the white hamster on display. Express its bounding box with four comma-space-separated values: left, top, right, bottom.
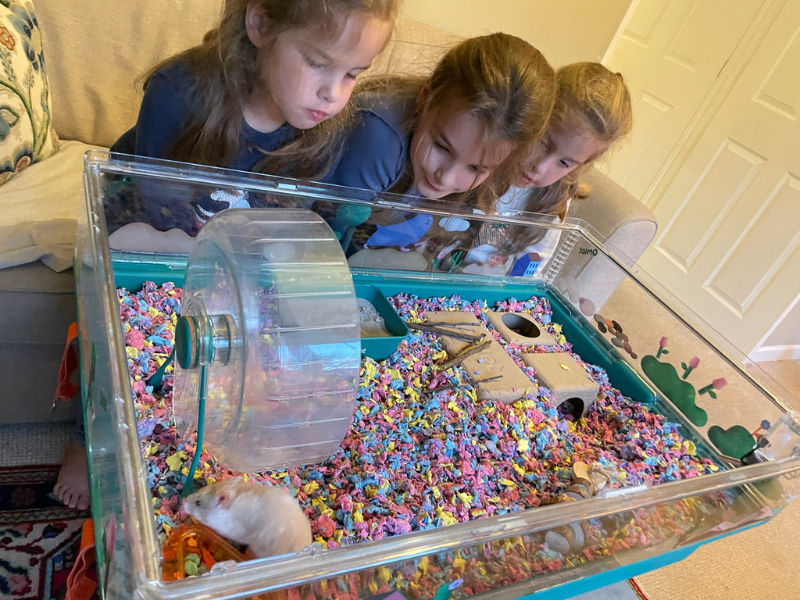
184, 476, 313, 558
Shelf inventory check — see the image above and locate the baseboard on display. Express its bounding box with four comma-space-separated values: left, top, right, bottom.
749, 344, 800, 363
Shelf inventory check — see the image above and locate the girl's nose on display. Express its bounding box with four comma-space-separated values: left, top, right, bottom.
437, 163, 457, 187
319, 79, 342, 104
534, 156, 555, 178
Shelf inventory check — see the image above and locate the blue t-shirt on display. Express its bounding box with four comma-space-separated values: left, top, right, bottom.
326, 92, 412, 193
107, 61, 309, 235
111, 62, 297, 171
313, 92, 421, 253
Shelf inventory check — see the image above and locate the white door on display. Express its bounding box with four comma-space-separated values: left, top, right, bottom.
602, 0, 762, 203
638, 0, 800, 356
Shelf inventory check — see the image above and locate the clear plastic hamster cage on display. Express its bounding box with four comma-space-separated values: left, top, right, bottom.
76, 151, 800, 600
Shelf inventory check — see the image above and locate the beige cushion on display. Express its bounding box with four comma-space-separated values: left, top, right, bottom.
372, 19, 460, 75
0, 0, 59, 185
35, 0, 456, 147
348, 247, 430, 271
36, 0, 222, 146
0, 140, 100, 271
569, 168, 658, 264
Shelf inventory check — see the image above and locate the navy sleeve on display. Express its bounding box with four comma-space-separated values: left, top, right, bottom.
111, 64, 197, 160
327, 110, 407, 193
135, 68, 195, 159
106, 64, 201, 235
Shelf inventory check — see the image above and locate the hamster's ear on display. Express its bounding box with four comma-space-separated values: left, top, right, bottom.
217, 478, 243, 508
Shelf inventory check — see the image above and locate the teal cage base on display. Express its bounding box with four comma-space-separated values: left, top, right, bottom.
109, 257, 768, 599
112, 259, 723, 462
112, 261, 657, 405
521, 519, 765, 599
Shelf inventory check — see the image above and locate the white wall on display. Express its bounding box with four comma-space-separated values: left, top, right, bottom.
402, 0, 632, 67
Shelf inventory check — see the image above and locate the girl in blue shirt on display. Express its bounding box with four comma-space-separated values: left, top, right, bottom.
331, 33, 555, 200
114, 0, 398, 175
57, 0, 399, 511
105, 0, 399, 243
320, 33, 556, 256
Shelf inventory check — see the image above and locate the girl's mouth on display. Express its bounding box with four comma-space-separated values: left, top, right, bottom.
306, 109, 328, 123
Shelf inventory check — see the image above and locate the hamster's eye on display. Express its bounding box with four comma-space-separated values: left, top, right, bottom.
195, 500, 202, 506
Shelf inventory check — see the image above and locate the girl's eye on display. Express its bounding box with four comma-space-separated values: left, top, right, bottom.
304, 55, 325, 69
346, 71, 360, 81
434, 140, 449, 153
559, 160, 571, 169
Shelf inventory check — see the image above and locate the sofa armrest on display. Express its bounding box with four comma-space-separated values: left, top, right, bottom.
550, 168, 657, 310
0, 262, 76, 423
569, 168, 657, 264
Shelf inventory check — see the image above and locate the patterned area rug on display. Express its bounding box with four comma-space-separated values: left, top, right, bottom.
0, 465, 94, 600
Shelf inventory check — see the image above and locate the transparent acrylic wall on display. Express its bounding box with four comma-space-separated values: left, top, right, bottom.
77, 164, 162, 597
173, 210, 361, 472
77, 152, 800, 600
550, 233, 796, 465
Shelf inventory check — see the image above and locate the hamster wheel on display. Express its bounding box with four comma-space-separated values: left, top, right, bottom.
171, 209, 361, 475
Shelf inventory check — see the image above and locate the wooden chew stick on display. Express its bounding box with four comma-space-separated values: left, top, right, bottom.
409, 321, 480, 330
438, 339, 493, 370
471, 374, 502, 385
445, 334, 487, 356
407, 323, 485, 343
408, 320, 480, 328
426, 374, 501, 395
430, 334, 488, 374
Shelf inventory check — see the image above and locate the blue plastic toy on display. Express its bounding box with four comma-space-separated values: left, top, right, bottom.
510, 252, 542, 277
365, 214, 434, 250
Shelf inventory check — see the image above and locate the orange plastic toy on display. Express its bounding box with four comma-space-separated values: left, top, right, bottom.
163, 523, 288, 600
162, 523, 248, 582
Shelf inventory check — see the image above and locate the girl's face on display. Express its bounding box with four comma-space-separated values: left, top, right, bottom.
516, 128, 606, 188
411, 99, 511, 200
248, 12, 390, 130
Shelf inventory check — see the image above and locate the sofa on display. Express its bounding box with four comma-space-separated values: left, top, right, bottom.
0, 0, 656, 424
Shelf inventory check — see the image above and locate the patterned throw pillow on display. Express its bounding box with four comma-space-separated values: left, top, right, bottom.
0, 0, 58, 186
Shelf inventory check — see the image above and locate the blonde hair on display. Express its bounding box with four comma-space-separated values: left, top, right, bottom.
149, 0, 399, 178
504, 62, 632, 248
519, 62, 632, 216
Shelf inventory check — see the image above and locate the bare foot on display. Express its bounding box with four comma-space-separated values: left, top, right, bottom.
54, 440, 90, 510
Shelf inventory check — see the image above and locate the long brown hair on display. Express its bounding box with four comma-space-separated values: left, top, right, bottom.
148, 0, 399, 179
504, 62, 632, 247
356, 33, 556, 205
